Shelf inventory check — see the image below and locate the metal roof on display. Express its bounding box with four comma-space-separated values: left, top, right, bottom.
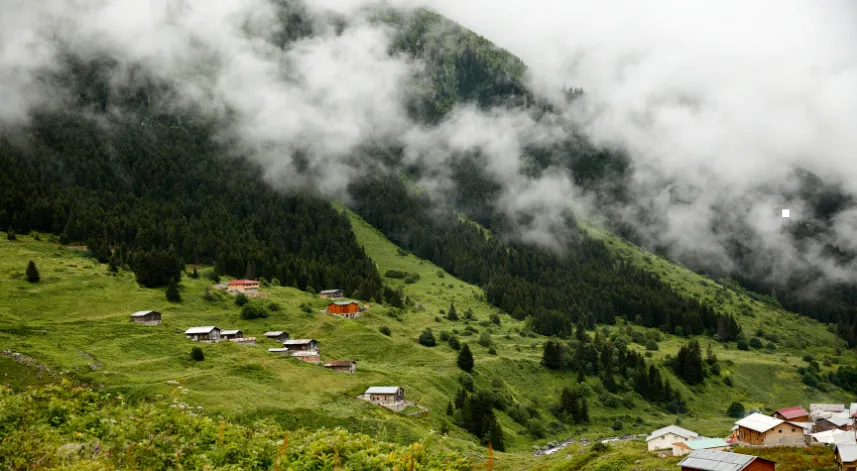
185, 326, 218, 334
320, 289, 343, 294
775, 406, 809, 420
221, 330, 242, 336
332, 301, 358, 305
811, 403, 845, 412
646, 425, 699, 442
130, 310, 159, 317
365, 386, 402, 395
264, 331, 287, 336
837, 444, 857, 463
680, 438, 730, 450
324, 360, 356, 367
735, 413, 783, 433
825, 414, 852, 427
268, 348, 289, 352
677, 450, 766, 471
283, 339, 316, 345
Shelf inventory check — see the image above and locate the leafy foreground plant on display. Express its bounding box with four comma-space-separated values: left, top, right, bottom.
0, 382, 473, 470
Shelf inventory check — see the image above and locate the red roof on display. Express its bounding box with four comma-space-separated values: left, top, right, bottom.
228, 279, 258, 286
776, 406, 809, 420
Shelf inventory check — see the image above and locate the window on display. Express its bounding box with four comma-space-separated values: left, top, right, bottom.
778, 429, 782, 433
791, 427, 795, 432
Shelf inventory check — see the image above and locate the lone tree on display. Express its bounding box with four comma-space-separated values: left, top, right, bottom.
190, 346, 204, 362
457, 344, 474, 372
166, 277, 181, 303
26, 260, 40, 283
727, 401, 745, 418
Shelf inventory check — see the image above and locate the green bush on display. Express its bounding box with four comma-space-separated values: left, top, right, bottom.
379, 326, 392, 336
190, 347, 204, 362
749, 337, 764, 349
418, 328, 436, 347
235, 293, 249, 306
737, 340, 749, 351
727, 401, 744, 418
240, 304, 269, 320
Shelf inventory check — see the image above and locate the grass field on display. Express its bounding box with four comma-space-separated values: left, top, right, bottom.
0, 214, 854, 470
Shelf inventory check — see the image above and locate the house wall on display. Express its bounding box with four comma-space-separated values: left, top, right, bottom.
838, 457, 857, 471
228, 283, 259, 294
132, 317, 161, 326
288, 342, 318, 352
187, 330, 221, 342
648, 433, 691, 451
328, 364, 355, 373
295, 354, 320, 364
761, 424, 805, 446
370, 391, 404, 404
328, 303, 359, 314
744, 460, 776, 471
320, 291, 344, 299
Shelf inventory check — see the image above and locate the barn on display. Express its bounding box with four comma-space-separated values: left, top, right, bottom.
130, 310, 161, 326
323, 360, 356, 374
282, 339, 319, 352
184, 326, 221, 342
264, 331, 290, 342
734, 413, 806, 447
221, 329, 244, 340
290, 351, 321, 364
364, 386, 404, 405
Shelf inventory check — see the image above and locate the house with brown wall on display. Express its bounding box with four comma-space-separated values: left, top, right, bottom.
735, 412, 805, 447
836, 443, 857, 471
773, 406, 809, 423
323, 360, 356, 374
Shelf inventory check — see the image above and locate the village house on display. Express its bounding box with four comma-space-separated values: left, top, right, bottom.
363, 386, 405, 407
672, 438, 731, 457
323, 360, 356, 374
836, 443, 857, 471
130, 310, 161, 326
734, 412, 806, 447
326, 301, 361, 318
319, 289, 345, 299
818, 415, 853, 432
264, 331, 290, 342
184, 326, 221, 342
282, 339, 319, 352
678, 449, 775, 471
226, 279, 260, 295
645, 425, 699, 452
290, 351, 320, 364
773, 406, 810, 423
220, 329, 244, 340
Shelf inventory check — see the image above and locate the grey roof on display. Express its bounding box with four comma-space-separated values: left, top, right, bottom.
268, 348, 289, 352
332, 301, 358, 305
735, 413, 783, 433
365, 386, 402, 395
185, 326, 219, 334
838, 444, 857, 463
131, 310, 159, 317
677, 450, 764, 471
811, 403, 846, 412
320, 289, 343, 294
825, 415, 852, 427
221, 330, 242, 336
264, 331, 287, 336
283, 339, 316, 345
645, 425, 699, 442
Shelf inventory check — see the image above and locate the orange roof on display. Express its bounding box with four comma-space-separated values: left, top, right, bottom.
228, 279, 259, 285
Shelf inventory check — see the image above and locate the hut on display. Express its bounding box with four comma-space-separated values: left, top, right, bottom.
282, 339, 319, 352
264, 331, 290, 342
230, 337, 256, 345
290, 351, 321, 364
319, 289, 345, 299
323, 360, 356, 374
221, 329, 244, 340
184, 326, 221, 342
268, 347, 290, 355
130, 310, 161, 326
363, 386, 404, 405
227, 279, 260, 295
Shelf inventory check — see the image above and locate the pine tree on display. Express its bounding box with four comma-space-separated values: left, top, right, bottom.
447, 302, 459, 321
488, 417, 505, 452
457, 344, 474, 372
541, 340, 565, 371
166, 277, 181, 303
418, 328, 436, 347
26, 260, 39, 283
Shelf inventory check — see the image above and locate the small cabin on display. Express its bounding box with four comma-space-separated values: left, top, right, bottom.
319, 289, 345, 299
264, 331, 290, 342
282, 339, 318, 352
817, 415, 853, 432
678, 449, 775, 471
221, 329, 244, 340
290, 351, 321, 364
184, 326, 221, 342
773, 406, 810, 423
364, 386, 404, 405
735, 413, 805, 447
227, 279, 260, 294
130, 310, 161, 326
327, 301, 360, 318
323, 360, 356, 374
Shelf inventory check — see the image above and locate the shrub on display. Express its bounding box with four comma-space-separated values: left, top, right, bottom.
591, 442, 609, 453
26, 260, 40, 283
724, 376, 733, 386
803, 354, 814, 362
459, 373, 474, 392
490, 313, 501, 325
235, 293, 249, 306
527, 419, 547, 438
190, 347, 204, 362
240, 304, 269, 320
611, 420, 623, 431
457, 344, 474, 372
385, 269, 407, 279
488, 346, 497, 355
189, 268, 199, 279
737, 340, 749, 351
300, 303, 313, 314
478, 331, 492, 347
766, 342, 776, 351
268, 302, 282, 311
727, 401, 745, 418
418, 328, 436, 347
749, 337, 764, 349
379, 326, 392, 336
6, 228, 15, 240
448, 335, 461, 350
645, 340, 659, 351
404, 275, 419, 284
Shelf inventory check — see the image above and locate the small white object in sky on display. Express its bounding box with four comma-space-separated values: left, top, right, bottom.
782, 209, 790, 218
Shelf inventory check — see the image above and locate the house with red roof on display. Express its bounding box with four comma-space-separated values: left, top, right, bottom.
227, 279, 260, 295
773, 406, 810, 422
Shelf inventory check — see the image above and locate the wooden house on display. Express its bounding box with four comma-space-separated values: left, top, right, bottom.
319, 289, 345, 299
282, 339, 318, 352
227, 279, 260, 294
773, 406, 809, 423
327, 301, 360, 318
678, 450, 775, 471
184, 326, 221, 342
672, 438, 731, 457
735, 413, 805, 447
290, 351, 320, 364
221, 329, 244, 340
836, 443, 857, 471
646, 425, 699, 451
818, 415, 853, 432
323, 360, 356, 374
264, 331, 290, 342
130, 310, 161, 326
364, 386, 404, 405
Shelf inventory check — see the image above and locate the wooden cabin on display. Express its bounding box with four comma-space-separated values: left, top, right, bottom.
323, 360, 356, 374
818, 415, 853, 432
221, 329, 244, 340
290, 351, 320, 364
773, 406, 810, 423
130, 310, 161, 326
646, 425, 699, 451
678, 450, 775, 471
836, 443, 857, 471
364, 386, 404, 405
282, 339, 318, 352
735, 413, 805, 447
264, 331, 289, 342
319, 289, 345, 299
184, 326, 221, 342
327, 301, 360, 318
227, 279, 260, 294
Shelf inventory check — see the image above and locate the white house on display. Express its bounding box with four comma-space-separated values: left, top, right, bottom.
646, 425, 700, 451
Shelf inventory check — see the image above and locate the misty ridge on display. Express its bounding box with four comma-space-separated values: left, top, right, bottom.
2, 0, 857, 295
